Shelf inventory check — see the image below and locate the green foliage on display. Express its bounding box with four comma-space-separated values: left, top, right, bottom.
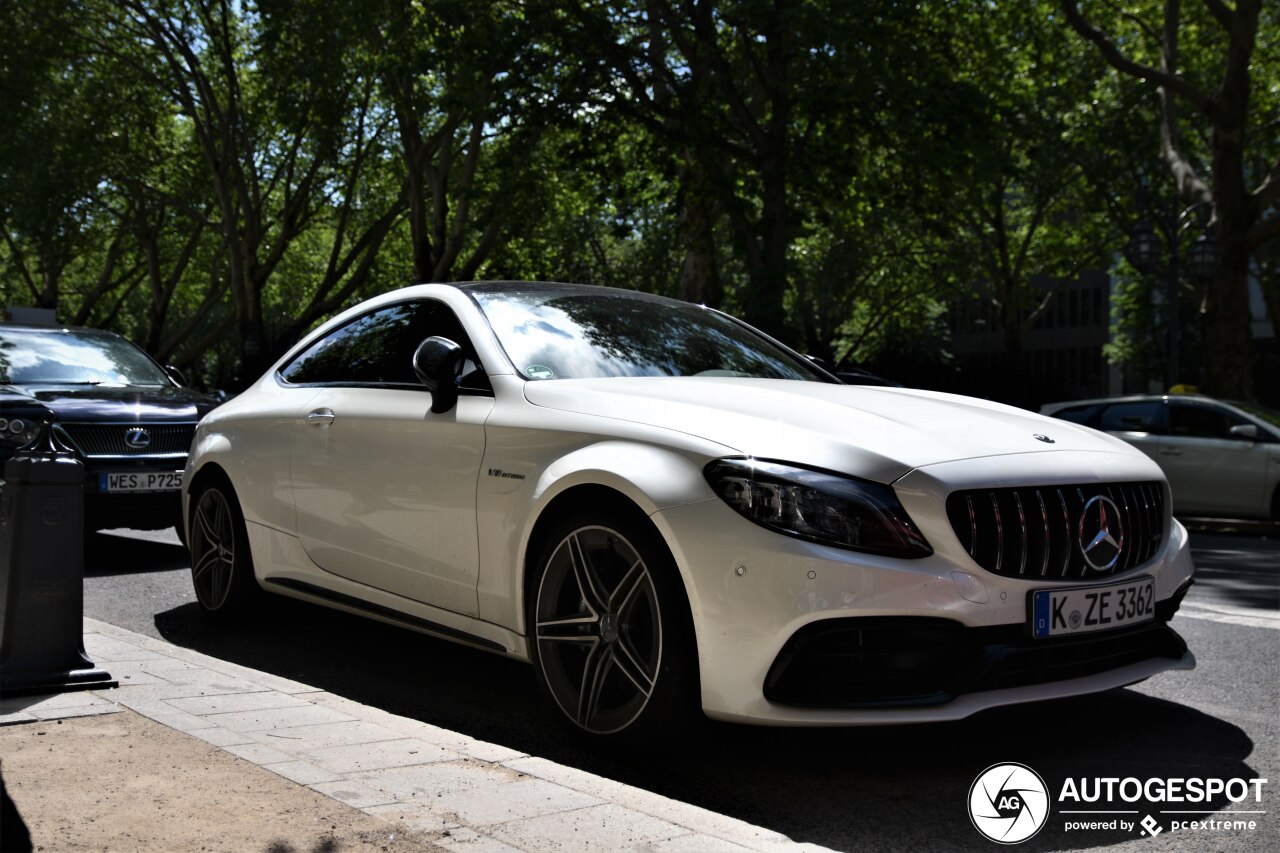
0, 0, 1273, 395
1103, 266, 1165, 387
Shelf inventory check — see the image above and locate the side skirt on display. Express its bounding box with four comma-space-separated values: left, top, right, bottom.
264, 577, 507, 654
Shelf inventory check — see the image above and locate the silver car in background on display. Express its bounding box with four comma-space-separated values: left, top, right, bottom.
1041, 394, 1280, 520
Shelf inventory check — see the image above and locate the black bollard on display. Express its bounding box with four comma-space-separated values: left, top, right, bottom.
0, 422, 114, 698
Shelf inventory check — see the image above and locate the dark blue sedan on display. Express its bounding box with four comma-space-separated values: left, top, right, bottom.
0, 323, 218, 534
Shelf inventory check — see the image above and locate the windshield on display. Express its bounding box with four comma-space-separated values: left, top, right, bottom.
0, 328, 170, 386
469, 285, 831, 382
1232, 401, 1280, 432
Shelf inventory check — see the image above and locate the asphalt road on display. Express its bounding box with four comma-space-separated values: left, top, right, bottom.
79, 526, 1279, 852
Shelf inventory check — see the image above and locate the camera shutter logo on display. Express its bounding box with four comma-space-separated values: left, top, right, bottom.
969, 763, 1051, 844
1078, 494, 1123, 572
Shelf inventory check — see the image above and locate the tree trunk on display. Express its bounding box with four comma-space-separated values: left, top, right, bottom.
742, 135, 789, 340
1199, 227, 1254, 398
36, 250, 61, 310
676, 153, 722, 307
1259, 261, 1280, 349
1061, 0, 1265, 400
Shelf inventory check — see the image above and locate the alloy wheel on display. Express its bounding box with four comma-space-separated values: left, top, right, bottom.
191, 488, 237, 610
534, 525, 663, 734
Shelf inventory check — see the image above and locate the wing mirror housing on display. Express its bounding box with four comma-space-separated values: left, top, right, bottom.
1228, 423, 1259, 441
165, 365, 187, 387
413, 336, 463, 414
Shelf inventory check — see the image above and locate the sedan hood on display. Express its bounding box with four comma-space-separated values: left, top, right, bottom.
523, 378, 1134, 482
0, 383, 214, 422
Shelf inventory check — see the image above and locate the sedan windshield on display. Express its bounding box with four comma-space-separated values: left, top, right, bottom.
469, 284, 831, 382
0, 328, 170, 386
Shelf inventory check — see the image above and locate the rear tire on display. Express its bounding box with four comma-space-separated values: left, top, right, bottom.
188, 481, 259, 615
527, 501, 699, 740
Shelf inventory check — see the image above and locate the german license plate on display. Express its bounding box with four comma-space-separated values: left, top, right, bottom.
99, 471, 184, 494
1031, 576, 1155, 638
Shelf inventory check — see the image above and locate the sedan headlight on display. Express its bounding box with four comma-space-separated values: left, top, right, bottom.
0, 417, 39, 447
704, 458, 932, 558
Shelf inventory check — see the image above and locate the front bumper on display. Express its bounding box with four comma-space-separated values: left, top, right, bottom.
60, 423, 191, 532
763, 599, 1189, 708
83, 479, 185, 530
651, 459, 1196, 725
1, 446, 186, 532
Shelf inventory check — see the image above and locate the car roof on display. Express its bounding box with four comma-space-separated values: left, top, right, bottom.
1044, 393, 1224, 408
0, 321, 124, 338
454, 280, 697, 307
1042, 394, 1280, 432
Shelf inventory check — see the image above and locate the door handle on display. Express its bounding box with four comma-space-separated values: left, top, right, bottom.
306, 408, 335, 426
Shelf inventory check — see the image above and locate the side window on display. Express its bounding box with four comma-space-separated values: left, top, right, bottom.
279, 301, 491, 392
1051, 404, 1099, 426
1169, 404, 1237, 439
1099, 401, 1165, 433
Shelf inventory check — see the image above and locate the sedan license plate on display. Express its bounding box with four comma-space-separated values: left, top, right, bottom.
99, 471, 184, 494
1031, 576, 1154, 639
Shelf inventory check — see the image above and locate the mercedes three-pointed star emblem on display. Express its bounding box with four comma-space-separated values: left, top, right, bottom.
1078, 495, 1124, 571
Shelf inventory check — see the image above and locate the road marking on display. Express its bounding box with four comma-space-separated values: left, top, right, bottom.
1176, 602, 1280, 631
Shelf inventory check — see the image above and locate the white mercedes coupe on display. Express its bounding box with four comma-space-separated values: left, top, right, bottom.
184, 282, 1195, 737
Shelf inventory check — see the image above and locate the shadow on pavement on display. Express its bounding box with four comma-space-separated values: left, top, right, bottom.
1188, 532, 1280, 612
84, 531, 188, 577
153, 597, 1261, 852
1180, 518, 1280, 539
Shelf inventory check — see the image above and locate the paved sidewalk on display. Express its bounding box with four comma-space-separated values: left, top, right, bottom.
0, 618, 830, 853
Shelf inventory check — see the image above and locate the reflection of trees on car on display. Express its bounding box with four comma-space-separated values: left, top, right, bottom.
280, 302, 486, 390
493, 291, 824, 381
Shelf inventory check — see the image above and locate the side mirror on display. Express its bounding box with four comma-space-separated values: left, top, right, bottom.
1228, 423, 1259, 441
413, 336, 463, 414
805, 354, 833, 371
165, 365, 187, 387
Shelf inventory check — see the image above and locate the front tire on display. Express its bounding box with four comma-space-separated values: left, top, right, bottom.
528, 504, 698, 739
189, 481, 258, 615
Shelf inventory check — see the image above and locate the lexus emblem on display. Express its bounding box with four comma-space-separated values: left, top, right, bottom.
124, 427, 151, 450
1033, 433, 1055, 444
1078, 495, 1124, 571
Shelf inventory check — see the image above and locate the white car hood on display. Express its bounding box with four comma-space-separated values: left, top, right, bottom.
523, 377, 1135, 483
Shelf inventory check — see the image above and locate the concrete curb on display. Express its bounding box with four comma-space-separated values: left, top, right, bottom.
0, 618, 833, 853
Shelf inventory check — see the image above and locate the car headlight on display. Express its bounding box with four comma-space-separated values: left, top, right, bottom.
704, 458, 932, 558
0, 417, 39, 447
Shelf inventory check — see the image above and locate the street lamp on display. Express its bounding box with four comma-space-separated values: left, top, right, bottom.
1126, 220, 1159, 272
1186, 232, 1221, 281
1126, 205, 1219, 391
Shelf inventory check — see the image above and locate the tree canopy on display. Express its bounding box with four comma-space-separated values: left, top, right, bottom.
1, 0, 1276, 402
